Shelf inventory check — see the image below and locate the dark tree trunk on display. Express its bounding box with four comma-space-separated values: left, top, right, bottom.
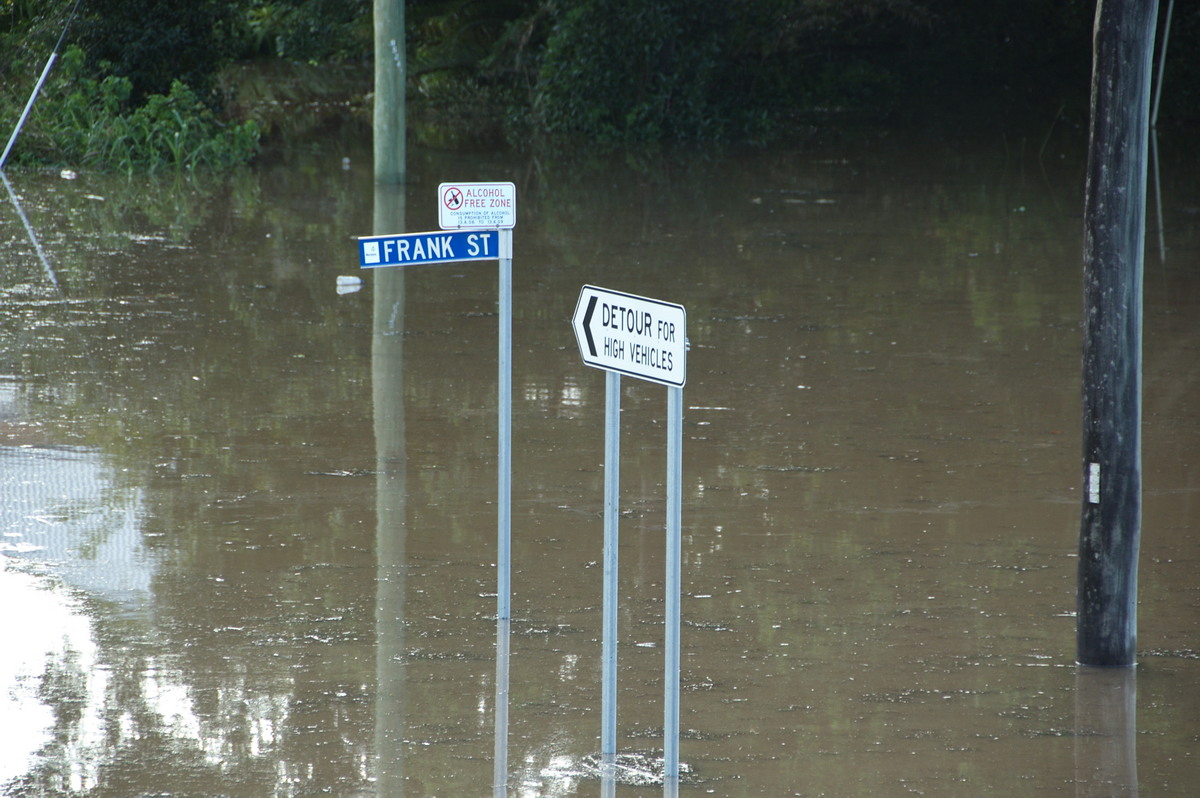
1078, 0, 1159, 668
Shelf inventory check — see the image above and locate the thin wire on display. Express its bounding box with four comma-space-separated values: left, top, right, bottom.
55, 0, 86, 52
0, 0, 86, 170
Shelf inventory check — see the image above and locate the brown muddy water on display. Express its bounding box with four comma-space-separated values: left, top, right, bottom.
1, 127, 1198, 797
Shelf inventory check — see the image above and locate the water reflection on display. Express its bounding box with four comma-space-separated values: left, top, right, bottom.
494, 618, 511, 796
1075, 668, 1138, 797
1, 567, 95, 789
0, 129, 1196, 796
2, 171, 59, 289
0, 444, 150, 600
373, 180, 407, 795
0, 446, 296, 794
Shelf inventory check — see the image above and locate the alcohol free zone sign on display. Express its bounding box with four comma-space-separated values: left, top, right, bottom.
439, 182, 516, 230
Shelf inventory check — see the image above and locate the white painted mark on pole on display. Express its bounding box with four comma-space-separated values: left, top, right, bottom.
1088, 462, 1101, 504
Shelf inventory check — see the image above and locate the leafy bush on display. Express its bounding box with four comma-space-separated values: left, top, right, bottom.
533, 0, 731, 142
238, 0, 372, 61
15, 46, 260, 171
70, 0, 239, 103
527, 0, 923, 143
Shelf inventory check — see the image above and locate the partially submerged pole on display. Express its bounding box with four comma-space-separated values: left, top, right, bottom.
373, 1, 407, 790
373, 0, 406, 185
1078, 0, 1159, 668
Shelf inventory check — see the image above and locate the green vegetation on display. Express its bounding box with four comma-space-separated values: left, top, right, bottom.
71, 0, 240, 103
410, 0, 1090, 143
530, 0, 906, 142
2, 0, 1199, 158
13, 46, 260, 171
1, 1, 262, 170
408, 0, 1198, 143
239, 0, 371, 61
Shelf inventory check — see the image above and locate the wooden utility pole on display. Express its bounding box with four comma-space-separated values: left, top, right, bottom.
1078, 0, 1159, 668
374, 0, 406, 184
373, 3, 407, 791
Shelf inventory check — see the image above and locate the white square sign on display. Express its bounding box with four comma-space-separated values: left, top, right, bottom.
438, 182, 516, 229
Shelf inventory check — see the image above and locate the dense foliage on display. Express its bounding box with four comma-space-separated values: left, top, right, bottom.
408, 0, 1103, 142
72, 0, 240, 103
411, 0, 1199, 143
0, 0, 371, 169
2, 0, 1198, 156
239, 0, 371, 62
17, 45, 260, 171
530, 0, 917, 142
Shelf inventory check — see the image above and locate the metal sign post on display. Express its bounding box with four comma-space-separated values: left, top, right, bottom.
438, 182, 516, 624
357, 184, 516, 625
571, 285, 688, 789
601, 368, 620, 769
664, 384, 683, 788
360, 182, 516, 794
496, 228, 513, 622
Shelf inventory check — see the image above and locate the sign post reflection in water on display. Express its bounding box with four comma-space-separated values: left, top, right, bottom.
371, 180, 406, 797
571, 285, 688, 790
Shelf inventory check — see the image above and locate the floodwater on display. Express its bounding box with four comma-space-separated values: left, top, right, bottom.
1, 124, 1197, 797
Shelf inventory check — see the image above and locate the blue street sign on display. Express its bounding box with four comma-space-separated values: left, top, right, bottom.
358, 229, 499, 269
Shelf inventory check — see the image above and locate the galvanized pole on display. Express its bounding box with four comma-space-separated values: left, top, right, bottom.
0, 0, 83, 170
1079, 0, 1158, 668
601, 370, 621, 773
497, 229, 513, 621
493, 228, 513, 796
663, 386, 683, 789
373, 0, 405, 185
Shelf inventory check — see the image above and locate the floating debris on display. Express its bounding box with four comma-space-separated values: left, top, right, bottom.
304, 468, 375, 477
755, 464, 839, 473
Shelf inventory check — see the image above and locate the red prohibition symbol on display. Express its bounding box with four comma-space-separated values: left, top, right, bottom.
443, 186, 464, 211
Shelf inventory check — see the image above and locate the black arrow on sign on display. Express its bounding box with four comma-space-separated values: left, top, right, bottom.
581, 295, 598, 356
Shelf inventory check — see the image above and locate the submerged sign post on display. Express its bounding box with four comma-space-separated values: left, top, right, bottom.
570, 284, 687, 789
356, 182, 516, 626
437, 183, 516, 628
